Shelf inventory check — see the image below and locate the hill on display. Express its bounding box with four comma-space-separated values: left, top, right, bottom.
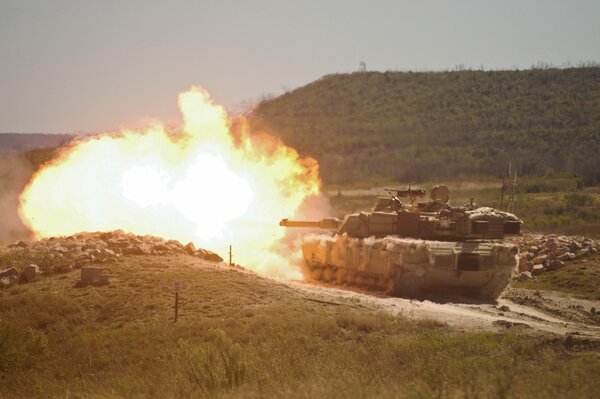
249, 67, 600, 185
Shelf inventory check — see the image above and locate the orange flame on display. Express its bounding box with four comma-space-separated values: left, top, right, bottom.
18, 87, 320, 278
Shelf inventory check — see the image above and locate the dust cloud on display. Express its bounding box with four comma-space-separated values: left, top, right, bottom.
0, 153, 34, 244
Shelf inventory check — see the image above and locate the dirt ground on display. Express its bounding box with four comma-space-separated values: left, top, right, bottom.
284, 279, 600, 339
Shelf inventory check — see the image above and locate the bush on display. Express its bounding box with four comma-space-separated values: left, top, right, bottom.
565, 192, 596, 208
179, 329, 246, 394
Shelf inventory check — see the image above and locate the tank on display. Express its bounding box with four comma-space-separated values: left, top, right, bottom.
281, 185, 522, 300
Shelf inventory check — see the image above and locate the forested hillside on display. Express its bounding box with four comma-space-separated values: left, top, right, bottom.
249, 68, 600, 185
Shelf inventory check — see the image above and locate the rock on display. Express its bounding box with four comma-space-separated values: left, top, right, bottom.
184, 242, 196, 255
152, 244, 170, 252
579, 248, 590, 257
194, 249, 208, 258
123, 245, 151, 255
95, 248, 116, 260
167, 239, 183, 248
499, 305, 510, 312
21, 264, 41, 282
557, 252, 576, 261
16, 240, 30, 248
515, 271, 533, 281
107, 239, 130, 249
0, 267, 19, 279
553, 246, 567, 257
518, 257, 532, 272
548, 259, 565, 271
53, 264, 73, 274
54, 245, 69, 254
531, 255, 547, 265
531, 264, 545, 276
0, 275, 18, 288
203, 250, 223, 263
529, 246, 539, 253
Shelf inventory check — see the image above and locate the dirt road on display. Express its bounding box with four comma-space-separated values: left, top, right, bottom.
286, 280, 600, 339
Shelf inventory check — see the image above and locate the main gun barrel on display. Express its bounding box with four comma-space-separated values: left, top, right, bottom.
279, 217, 343, 230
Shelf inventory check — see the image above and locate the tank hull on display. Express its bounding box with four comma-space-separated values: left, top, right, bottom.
300, 234, 518, 301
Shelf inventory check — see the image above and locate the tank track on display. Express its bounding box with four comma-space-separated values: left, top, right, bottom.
302, 260, 514, 301
299, 235, 517, 301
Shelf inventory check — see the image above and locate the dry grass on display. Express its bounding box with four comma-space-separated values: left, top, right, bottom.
1, 254, 600, 398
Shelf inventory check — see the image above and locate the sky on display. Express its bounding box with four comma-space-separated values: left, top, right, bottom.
0, 0, 599, 133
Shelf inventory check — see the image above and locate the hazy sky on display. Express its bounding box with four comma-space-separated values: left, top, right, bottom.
1, 0, 599, 133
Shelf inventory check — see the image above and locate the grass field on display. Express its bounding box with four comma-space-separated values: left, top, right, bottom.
2, 254, 600, 398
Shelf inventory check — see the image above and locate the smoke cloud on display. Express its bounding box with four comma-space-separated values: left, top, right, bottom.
0, 153, 34, 244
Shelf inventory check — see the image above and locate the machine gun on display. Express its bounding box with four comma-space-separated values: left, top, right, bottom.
385, 186, 426, 207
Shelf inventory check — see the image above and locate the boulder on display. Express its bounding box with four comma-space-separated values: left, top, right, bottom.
123, 245, 151, 255
557, 252, 576, 261
531, 264, 545, 276
194, 249, 208, 258
0, 275, 18, 288
167, 239, 184, 248
203, 250, 223, 263
553, 246, 567, 257
518, 257, 532, 272
184, 242, 196, 255
0, 267, 19, 279
21, 264, 41, 282
152, 243, 170, 252
548, 259, 565, 271
531, 255, 547, 265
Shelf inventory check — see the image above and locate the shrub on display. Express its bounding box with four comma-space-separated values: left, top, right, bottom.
565, 192, 596, 208
179, 329, 246, 394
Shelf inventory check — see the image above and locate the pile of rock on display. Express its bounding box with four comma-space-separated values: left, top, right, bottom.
0, 230, 223, 287
511, 234, 599, 280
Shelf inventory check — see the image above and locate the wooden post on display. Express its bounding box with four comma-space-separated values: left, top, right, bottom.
174, 282, 180, 323
229, 245, 232, 266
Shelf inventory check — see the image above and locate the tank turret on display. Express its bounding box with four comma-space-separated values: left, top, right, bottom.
281, 185, 522, 241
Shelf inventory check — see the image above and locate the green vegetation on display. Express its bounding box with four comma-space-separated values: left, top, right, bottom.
1, 255, 600, 398
250, 67, 600, 185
